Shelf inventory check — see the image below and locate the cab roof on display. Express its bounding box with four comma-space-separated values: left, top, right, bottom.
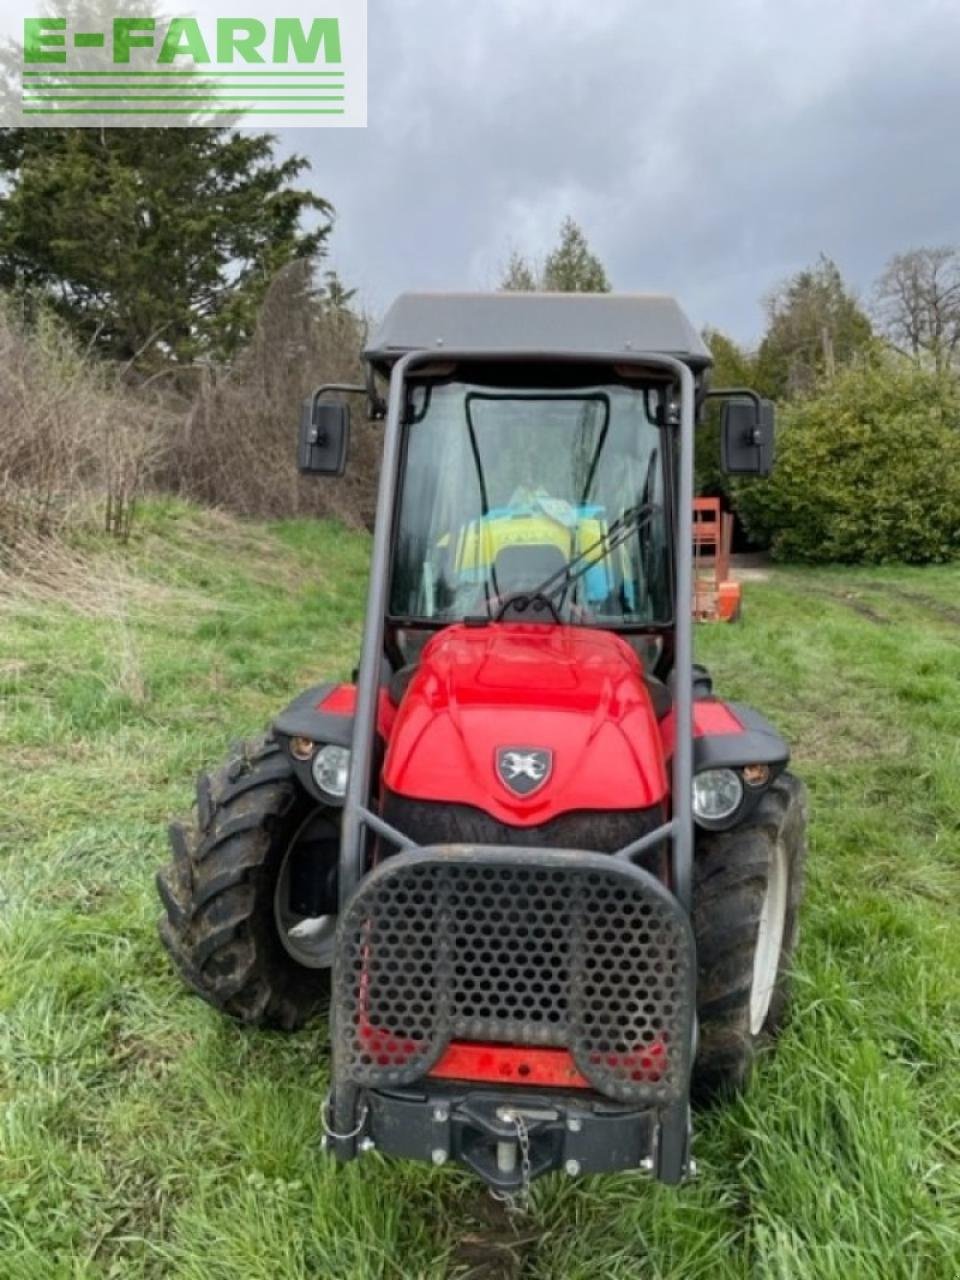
364, 291, 712, 376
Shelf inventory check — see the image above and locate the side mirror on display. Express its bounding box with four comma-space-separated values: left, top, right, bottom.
721, 399, 775, 476
298, 396, 350, 476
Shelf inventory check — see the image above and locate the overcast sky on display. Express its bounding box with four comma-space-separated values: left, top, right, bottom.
286, 0, 960, 343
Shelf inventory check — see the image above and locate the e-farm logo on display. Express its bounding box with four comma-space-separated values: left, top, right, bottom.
4, 2, 366, 127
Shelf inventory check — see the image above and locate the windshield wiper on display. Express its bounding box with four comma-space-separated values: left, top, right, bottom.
487, 502, 660, 622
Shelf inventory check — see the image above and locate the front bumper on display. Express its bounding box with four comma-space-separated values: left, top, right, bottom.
327, 1082, 692, 1188
328, 845, 697, 1187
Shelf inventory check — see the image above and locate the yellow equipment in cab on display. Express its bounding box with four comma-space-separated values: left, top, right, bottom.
448, 492, 615, 603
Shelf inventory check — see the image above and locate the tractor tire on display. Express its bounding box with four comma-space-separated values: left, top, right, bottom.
156, 733, 330, 1030
691, 772, 807, 1101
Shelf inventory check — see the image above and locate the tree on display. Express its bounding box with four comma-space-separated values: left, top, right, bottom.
0, 128, 332, 366
755, 255, 874, 399
874, 247, 960, 373
499, 250, 539, 292
320, 270, 358, 311
542, 218, 610, 292
499, 218, 610, 293
733, 358, 960, 563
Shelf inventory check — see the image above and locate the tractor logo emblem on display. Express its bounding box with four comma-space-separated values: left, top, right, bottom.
496, 747, 553, 796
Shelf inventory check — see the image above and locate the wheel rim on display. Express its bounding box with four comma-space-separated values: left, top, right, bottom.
273, 815, 338, 970
749, 840, 789, 1035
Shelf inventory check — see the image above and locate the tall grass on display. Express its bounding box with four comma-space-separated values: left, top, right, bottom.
0, 299, 167, 552
0, 508, 958, 1278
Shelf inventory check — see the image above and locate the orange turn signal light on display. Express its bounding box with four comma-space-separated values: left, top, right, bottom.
742, 764, 771, 788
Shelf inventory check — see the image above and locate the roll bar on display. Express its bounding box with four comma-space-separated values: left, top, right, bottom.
339, 349, 697, 914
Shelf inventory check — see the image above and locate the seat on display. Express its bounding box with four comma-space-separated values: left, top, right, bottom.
492, 543, 568, 595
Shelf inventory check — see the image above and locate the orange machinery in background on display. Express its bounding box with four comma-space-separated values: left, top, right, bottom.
692, 498, 741, 622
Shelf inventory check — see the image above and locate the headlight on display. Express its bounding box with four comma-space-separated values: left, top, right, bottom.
311, 744, 351, 799
692, 768, 743, 823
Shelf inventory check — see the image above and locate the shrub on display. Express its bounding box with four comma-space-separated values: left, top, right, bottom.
734, 360, 960, 563
172, 262, 381, 529
0, 298, 166, 550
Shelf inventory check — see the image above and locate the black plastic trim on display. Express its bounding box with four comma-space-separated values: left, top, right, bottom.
360, 1084, 669, 1188
273, 683, 361, 807
693, 701, 790, 773
273, 683, 351, 746
381, 791, 668, 877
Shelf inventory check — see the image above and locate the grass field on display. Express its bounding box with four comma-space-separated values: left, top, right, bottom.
1, 500, 958, 1279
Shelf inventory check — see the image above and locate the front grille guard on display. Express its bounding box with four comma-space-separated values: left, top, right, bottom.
332, 846, 696, 1109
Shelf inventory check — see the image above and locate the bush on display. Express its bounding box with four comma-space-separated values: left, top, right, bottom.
0, 299, 166, 550
171, 262, 381, 529
734, 361, 960, 563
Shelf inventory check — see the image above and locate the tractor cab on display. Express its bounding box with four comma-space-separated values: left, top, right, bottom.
160, 292, 804, 1203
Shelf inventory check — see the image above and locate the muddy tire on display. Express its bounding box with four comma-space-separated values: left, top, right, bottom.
156, 733, 329, 1030
692, 772, 807, 1100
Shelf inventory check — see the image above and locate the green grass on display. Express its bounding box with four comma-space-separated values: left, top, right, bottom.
1, 501, 958, 1278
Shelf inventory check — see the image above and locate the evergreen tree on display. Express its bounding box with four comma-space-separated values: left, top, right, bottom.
542, 218, 610, 292
0, 128, 331, 366
498, 219, 610, 293
321, 270, 358, 311
499, 249, 539, 292
755, 254, 873, 399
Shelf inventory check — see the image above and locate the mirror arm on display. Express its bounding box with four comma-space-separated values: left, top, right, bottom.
364, 364, 388, 420
308, 383, 368, 445
704, 387, 764, 442
704, 385, 761, 413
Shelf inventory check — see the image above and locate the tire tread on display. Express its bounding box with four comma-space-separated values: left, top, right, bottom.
156, 732, 326, 1029
692, 772, 807, 1101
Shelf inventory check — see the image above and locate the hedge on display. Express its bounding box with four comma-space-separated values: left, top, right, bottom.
733, 361, 960, 563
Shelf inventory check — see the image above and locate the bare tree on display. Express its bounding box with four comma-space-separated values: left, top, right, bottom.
874, 247, 960, 373
173, 261, 380, 529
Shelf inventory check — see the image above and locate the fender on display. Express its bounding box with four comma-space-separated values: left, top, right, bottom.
273, 682, 397, 805
660, 697, 790, 828
696, 701, 790, 773
660, 699, 790, 771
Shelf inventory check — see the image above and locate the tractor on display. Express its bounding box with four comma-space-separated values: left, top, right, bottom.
158, 292, 806, 1194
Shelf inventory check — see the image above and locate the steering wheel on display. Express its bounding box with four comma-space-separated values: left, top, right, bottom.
492, 591, 563, 623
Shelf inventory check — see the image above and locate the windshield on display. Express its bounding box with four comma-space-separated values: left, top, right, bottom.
390, 380, 671, 625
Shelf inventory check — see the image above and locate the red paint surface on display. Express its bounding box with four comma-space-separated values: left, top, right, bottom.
319, 684, 357, 715
382, 624, 669, 824
318, 683, 396, 739
658, 699, 743, 759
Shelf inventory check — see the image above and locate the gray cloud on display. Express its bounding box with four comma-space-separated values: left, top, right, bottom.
287, 0, 960, 343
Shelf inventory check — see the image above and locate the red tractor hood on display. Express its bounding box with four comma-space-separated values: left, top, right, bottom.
382, 624, 668, 827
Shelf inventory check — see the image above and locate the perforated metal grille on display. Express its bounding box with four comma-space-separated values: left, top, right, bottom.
333, 848, 695, 1105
